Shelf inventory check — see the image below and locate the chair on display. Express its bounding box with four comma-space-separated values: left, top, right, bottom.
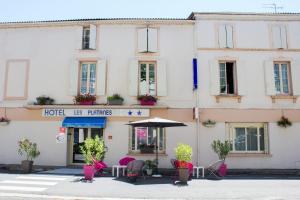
206, 160, 225, 179
93, 159, 107, 176
126, 160, 145, 182
112, 157, 135, 177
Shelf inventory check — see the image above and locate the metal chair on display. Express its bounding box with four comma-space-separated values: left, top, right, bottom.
206, 160, 225, 179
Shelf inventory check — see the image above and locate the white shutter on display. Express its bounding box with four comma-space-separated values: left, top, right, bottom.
89, 24, 97, 49
226, 25, 234, 48
76, 26, 83, 50
280, 26, 288, 49
137, 28, 147, 53
209, 60, 220, 95
272, 26, 282, 49
0, 65, 5, 101
96, 60, 106, 96
291, 60, 300, 96
236, 61, 247, 95
264, 61, 276, 96
68, 60, 79, 96
128, 59, 139, 96
148, 28, 158, 52
157, 60, 167, 96
218, 25, 227, 48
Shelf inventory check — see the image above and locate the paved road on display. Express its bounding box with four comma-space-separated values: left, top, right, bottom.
0, 173, 300, 199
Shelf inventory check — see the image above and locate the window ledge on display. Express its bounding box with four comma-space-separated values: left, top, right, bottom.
127, 153, 168, 157
271, 95, 298, 103
228, 153, 272, 157
215, 95, 242, 103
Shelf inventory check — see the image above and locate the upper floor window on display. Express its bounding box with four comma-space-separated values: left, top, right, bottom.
80, 62, 96, 95
218, 25, 234, 48
139, 62, 156, 96
219, 61, 236, 95
271, 25, 287, 49
137, 28, 158, 53
228, 123, 268, 153
274, 62, 291, 95
81, 25, 97, 50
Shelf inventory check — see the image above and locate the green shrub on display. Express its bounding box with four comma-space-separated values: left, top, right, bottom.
175, 143, 192, 162
211, 139, 231, 161
18, 139, 40, 161
80, 135, 106, 165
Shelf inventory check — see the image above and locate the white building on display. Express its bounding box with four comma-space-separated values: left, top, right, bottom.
0, 12, 300, 169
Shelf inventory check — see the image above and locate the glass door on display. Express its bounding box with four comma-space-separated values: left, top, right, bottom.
71, 128, 104, 164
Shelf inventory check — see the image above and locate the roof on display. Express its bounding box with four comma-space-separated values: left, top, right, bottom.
188, 12, 300, 19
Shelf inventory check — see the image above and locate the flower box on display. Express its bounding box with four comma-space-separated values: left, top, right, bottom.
107, 99, 123, 105
140, 100, 156, 106
79, 100, 95, 105
140, 145, 155, 154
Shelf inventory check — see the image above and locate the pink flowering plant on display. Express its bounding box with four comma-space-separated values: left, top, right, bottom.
0, 117, 10, 123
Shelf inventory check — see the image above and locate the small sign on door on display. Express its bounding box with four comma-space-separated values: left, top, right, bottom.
56, 127, 66, 143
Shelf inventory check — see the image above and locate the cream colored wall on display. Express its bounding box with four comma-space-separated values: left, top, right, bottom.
0, 24, 195, 108
199, 123, 300, 169
0, 121, 67, 166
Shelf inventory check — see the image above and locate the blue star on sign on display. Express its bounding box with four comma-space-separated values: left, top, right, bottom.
137, 110, 142, 116
128, 110, 132, 116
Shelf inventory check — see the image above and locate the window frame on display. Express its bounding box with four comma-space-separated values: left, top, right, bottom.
79, 62, 97, 95
129, 126, 166, 154
138, 61, 157, 96
82, 27, 90, 50
274, 61, 292, 95
219, 61, 237, 95
228, 123, 268, 154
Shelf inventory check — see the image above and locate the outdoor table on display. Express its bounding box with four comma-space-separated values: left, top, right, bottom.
112, 165, 127, 177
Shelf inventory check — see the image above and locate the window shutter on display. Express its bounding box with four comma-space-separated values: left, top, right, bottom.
128, 59, 139, 96
148, 28, 158, 53
89, 24, 97, 49
137, 28, 147, 53
280, 26, 288, 49
226, 25, 234, 48
218, 25, 227, 48
96, 60, 106, 96
209, 60, 220, 95
264, 124, 269, 154
76, 26, 83, 50
157, 60, 167, 96
0, 65, 4, 101
68, 60, 79, 96
291, 60, 300, 96
264, 61, 276, 96
236, 61, 247, 95
272, 26, 282, 49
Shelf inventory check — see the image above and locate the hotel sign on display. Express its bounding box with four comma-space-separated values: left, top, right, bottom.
42, 108, 150, 117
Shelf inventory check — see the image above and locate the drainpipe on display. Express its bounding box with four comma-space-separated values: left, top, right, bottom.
193, 58, 200, 166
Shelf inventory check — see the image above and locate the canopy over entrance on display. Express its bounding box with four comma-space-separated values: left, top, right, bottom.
62, 117, 106, 128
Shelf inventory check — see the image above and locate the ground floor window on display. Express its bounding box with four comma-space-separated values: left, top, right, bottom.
130, 127, 165, 153
228, 123, 268, 153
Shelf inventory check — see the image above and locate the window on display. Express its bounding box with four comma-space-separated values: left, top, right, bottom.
272, 25, 287, 49
219, 61, 236, 94
218, 25, 234, 48
82, 27, 90, 49
274, 62, 291, 95
228, 123, 268, 153
139, 62, 156, 95
130, 127, 165, 153
80, 62, 96, 95
137, 28, 158, 53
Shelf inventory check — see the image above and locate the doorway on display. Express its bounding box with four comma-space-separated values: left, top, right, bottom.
67, 127, 104, 165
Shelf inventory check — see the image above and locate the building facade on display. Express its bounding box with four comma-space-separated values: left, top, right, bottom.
0, 12, 300, 169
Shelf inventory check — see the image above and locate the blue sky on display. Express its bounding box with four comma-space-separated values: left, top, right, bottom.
0, 0, 300, 22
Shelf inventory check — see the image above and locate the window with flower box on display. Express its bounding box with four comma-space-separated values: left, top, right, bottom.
139, 62, 156, 96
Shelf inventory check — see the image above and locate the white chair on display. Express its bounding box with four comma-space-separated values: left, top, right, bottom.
112, 165, 127, 177
193, 166, 205, 178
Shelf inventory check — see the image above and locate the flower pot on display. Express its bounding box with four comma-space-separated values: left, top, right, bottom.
21, 160, 33, 173
79, 101, 94, 105
140, 146, 154, 154
83, 164, 94, 180
107, 99, 123, 105
218, 163, 227, 177
140, 100, 156, 106
0, 121, 9, 126
178, 168, 189, 183
146, 169, 153, 176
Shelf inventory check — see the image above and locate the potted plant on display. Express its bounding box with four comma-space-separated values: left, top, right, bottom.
202, 119, 216, 128
80, 135, 106, 180
139, 144, 155, 154
277, 116, 292, 128
107, 94, 124, 105
175, 143, 192, 183
211, 140, 231, 176
144, 160, 157, 176
137, 95, 157, 106
18, 139, 40, 173
34, 95, 55, 105
74, 94, 96, 105
0, 117, 10, 126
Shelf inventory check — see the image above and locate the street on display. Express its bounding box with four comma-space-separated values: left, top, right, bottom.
0, 173, 299, 199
